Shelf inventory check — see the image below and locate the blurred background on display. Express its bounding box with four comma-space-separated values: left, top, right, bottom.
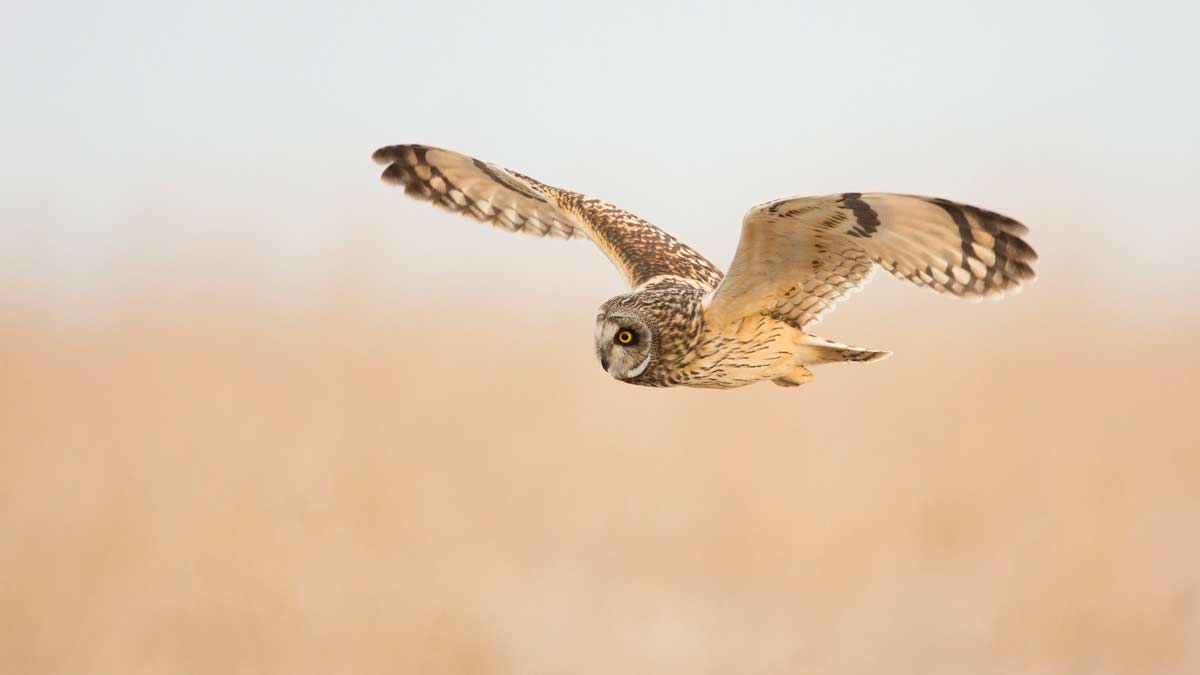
3, 1, 1199, 673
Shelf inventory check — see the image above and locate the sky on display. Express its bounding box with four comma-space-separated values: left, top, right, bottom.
2, 0, 1198, 315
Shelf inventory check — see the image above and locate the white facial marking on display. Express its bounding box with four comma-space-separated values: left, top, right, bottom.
627, 352, 652, 378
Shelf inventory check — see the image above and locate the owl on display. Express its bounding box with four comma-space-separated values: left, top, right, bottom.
373, 145, 1036, 389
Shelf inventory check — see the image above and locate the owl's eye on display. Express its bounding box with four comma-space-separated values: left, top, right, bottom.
615, 329, 636, 345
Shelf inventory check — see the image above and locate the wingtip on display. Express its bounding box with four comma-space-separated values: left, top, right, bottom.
372, 145, 398, 165
379, 162, 408, 186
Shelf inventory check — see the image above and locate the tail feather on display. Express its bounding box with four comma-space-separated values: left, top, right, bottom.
797, 335, 891, 365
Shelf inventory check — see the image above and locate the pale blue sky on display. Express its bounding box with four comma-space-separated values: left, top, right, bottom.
2, 0, 1197, 314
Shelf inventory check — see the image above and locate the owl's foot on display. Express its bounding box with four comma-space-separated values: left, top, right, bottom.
772, 365, 814, 387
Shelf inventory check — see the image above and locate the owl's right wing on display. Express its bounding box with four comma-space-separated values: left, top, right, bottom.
704, 193, 1037, 330
373, 145, 723, 290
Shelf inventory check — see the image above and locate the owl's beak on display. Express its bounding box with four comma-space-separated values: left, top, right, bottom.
599, 353, 610, 372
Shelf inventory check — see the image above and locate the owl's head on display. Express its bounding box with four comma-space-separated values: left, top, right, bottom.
595, 308, 655, 382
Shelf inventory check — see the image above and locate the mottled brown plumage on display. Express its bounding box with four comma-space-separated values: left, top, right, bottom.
372, 145, 722, 289
374, 144, 1038, 389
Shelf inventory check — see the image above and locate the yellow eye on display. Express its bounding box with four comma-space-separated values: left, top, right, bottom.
616, 329, 635, 345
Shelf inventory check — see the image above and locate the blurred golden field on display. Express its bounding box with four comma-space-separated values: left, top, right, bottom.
2, 277, 1198, 674
4, 0, 1199, 671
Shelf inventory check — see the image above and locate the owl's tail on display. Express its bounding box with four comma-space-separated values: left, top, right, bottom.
796, 334, 891, 365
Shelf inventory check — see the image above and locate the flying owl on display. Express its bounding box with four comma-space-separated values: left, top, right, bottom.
373, 145, 1037, 389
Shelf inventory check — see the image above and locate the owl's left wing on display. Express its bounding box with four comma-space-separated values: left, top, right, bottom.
704, 193, 1037, 330
373, 144, 723, 290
